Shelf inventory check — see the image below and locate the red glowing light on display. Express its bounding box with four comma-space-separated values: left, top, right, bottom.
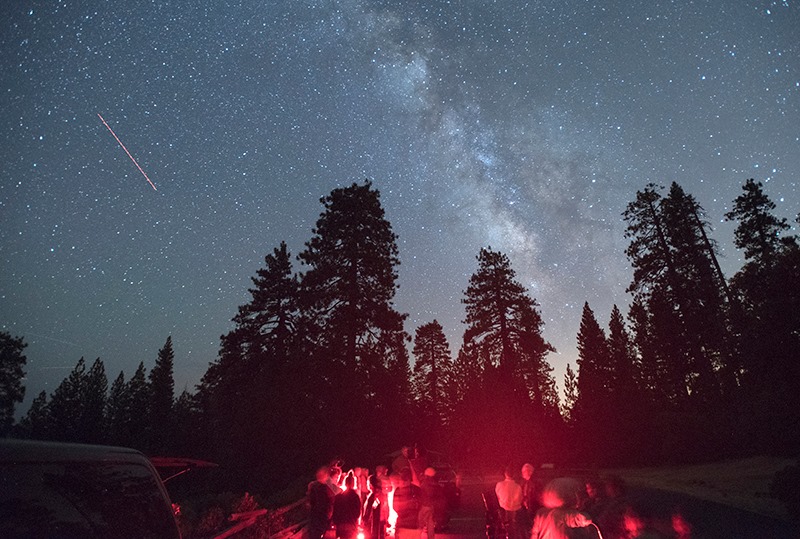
387, 489, 397, 530
97, 113, 157, 191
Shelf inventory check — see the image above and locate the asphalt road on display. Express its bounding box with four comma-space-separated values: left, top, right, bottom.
625, 486, 799, 539
437, 478, 799, 539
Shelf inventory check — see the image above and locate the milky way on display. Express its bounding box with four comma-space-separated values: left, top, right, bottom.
2, 1, 798, 409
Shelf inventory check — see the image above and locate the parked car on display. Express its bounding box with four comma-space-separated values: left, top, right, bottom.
0, 439, 181, 539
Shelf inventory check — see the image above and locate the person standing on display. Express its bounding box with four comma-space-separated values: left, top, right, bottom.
333, 474, 362, 539
363, 474, 384, 539
530, 478, 593, 539
393, 469, 422, 539
494, 467, 523, 539
308, 466, 335, 539
419, 468, 444, 539
520, 463, 540, 534
392, 447, 413, 475
375, 465, 392, 538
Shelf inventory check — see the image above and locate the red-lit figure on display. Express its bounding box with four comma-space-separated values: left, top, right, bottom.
520, 463, 541, 534
495, 467, 524, 539
671, 510, 692, 539
328, 465, 344, 494
419, 467, 445, 539
393, 469, 422, 539
530, 478, 593, 539
308, 466, 336, 539
409, 445, 428, 486
363, 474, 385, 539
333, 474, 363, 539
393, 447, 413, 475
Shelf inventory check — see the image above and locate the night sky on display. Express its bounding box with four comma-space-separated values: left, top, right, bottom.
2, 1, 798, 410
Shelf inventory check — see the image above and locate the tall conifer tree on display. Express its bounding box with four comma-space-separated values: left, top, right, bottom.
725, 179, 800, 453
0, 331, 27, 435
454, 247, 556, 465
149, 337, 175, 453
412, 320, 452, 424
298, 181, 408, 459
106, 371, 128, 446
561, 364, 578, 423
80, 358, 108, 444
48, 358, 87, 442
573, 303, 610, 426
124, 362, 150, 451
19, 390, 49, 439
725, 178, 790, 264
198, 241, 306, 486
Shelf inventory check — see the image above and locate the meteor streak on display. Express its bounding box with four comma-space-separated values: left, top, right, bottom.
97, 113, 157, 191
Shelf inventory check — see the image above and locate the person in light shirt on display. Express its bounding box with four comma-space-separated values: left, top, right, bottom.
494, 467, 523, 539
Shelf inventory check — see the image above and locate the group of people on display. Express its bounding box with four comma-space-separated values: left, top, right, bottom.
493, 464, 554, 539
306, 448, 448, 539
493, 466, 692, 539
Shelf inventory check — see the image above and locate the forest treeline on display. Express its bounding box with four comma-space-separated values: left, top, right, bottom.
1, 178, 798, 495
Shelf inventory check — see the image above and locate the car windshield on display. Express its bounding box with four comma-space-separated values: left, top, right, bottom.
0, 461, 179, 539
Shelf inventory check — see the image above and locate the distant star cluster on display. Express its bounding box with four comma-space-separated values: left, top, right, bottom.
1, 0, 798, 408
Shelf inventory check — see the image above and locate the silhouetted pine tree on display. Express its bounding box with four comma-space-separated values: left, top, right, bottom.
106, 371, 128, 446
375, 330, 415, 453
19, 390, 49, 439
572, 302, 612, 462
607, 305, 637, 401
561, 364, 578, 423
624, 182, 740, 460
149, 337, 175, 454
47, 358, 88, 442
606, 305, 647, 462
624, 184, 729, 405
462, 248, 527, 381
172, 389, 201, 457
412, 320, 452, 425
198, 241, 306, 489
452, 247, 557, 465
725, 179, 790, 264
461, 248, 555, 393
574, 302, 610, 416
0, 331, 27, 436
660, 183, 728, 400
41, 356, 106, 444
124, 362, 150, 451
80, 358, 108, 444
297, 181, 408, 460
725, 179, 800, 455
442, 341, 483, 425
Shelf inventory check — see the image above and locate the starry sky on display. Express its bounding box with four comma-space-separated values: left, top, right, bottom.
2, 1, 799, 411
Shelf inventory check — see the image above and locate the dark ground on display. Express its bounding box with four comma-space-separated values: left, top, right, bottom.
626, 486, 798, 539
435, 477, 799, 539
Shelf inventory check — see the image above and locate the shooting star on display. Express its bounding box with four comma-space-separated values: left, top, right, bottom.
97, 113, 157, 191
